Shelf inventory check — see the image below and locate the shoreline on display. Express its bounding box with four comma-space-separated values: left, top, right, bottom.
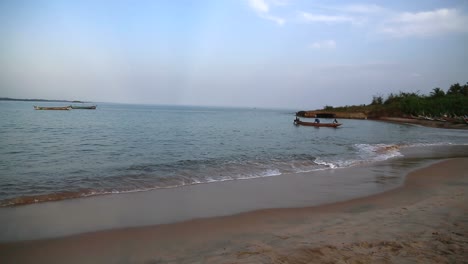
1, 146, 456, 242
0, 144, 467, 242
3, 143, 467, 209
1, 158, 467, 263
374, 116, 468, 129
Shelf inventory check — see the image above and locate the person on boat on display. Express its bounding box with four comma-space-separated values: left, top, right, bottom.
294, 116, 300, 124
314, 118, 320, 123
333, 119, 338, 123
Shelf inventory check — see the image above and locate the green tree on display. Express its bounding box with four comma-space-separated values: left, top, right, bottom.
462, 82, 468, 96
447, 83, 462, 95
430, 87, 445, 98
371, 95, 383, 105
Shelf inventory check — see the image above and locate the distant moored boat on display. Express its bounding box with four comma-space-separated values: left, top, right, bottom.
70, 105, 97, 109
294, 119, 342, 127
34, 106, 71, 110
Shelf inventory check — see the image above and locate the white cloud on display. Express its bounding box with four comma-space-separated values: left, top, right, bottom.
382, 8, 468, 37
264, 15, 286, 25
299, 11, 363, 25
309, 40, 336, 49
270, 0, 289, 6
249, 0, 269, 13
297, 4, 384, 25
248, 0, 286, 25
339, 4, 384, 14
300, 12, 353, 23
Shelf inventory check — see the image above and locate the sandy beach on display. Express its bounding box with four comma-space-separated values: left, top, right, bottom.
1, 158, 467, 263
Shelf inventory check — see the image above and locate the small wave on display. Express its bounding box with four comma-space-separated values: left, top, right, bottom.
0, 169, 285, 207
0, 162, 318, 207
0, 190, 97, 207
2, 151, 379, 207
2, 142, 436, 208
311, 159, 338, 169
238, 168, 282, 179
355, 143, 404, 162
407, 142, 459, 147
9, 142, 458, 207
195, 168, 282, 183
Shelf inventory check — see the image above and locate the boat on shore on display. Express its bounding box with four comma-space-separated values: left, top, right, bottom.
70, 105, 97, 109
34, 106, 71, 110
294, 120, 342, 127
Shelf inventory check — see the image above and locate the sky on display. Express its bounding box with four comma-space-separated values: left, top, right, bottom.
1, 0, 467, 109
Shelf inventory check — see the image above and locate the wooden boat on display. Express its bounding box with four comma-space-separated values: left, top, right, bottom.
34, 106, 71, 110
70, 105, 97, 109
294, 120, 342, 127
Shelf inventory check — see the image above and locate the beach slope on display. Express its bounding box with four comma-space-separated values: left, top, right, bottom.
1, 158, 467, 263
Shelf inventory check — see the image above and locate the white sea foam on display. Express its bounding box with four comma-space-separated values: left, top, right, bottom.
260, 168, 282, 177
355, 143, 403, 162
314, 159, 338, 169
407, 142, 458, 147
237, 169, 282, 180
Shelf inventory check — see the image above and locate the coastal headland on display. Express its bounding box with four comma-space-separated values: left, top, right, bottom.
1, 158, 467, 263
296, 110, 468, 129
296, 82, 468, 129
296, 110, 368, 119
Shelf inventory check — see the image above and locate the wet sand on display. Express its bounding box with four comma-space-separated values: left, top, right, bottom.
1, 158, 467, 263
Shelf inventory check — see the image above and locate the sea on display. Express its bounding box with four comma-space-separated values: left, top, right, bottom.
1, 101, 467, 207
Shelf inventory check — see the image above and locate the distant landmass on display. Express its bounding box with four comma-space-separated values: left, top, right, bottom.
0, 97, 85, 103
297, 82, 467, 119
295, 82, 468, 129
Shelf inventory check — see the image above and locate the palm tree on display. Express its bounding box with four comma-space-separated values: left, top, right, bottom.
447, 83, 462, 95
430, 87, 445, 98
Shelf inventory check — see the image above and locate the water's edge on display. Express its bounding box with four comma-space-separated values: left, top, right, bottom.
1, 147, 466, 242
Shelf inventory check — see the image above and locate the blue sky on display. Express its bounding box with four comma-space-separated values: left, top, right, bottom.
1, 0, 467, 109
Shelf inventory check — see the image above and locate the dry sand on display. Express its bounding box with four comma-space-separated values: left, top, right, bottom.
1, 158, 467, 264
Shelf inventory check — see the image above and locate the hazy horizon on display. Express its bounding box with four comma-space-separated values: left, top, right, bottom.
1, 0, 467, 109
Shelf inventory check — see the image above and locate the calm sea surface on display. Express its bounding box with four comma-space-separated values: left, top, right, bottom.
1, 101, 467, 206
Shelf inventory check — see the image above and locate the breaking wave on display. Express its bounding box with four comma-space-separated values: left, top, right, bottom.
0, 142, 459, 207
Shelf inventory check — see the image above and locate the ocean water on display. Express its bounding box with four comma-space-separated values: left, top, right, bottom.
1, 101, 467, 206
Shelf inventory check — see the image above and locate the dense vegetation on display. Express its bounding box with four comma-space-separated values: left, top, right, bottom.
323, 83, 468, 118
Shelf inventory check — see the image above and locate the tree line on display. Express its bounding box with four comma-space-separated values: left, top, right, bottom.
369, 82, 468, 117
322, 82, 467, 119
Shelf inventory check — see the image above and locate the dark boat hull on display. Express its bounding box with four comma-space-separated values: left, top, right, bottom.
34, 106, 71, 110
294, 120, 341, 127
70, 105, 97, 109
